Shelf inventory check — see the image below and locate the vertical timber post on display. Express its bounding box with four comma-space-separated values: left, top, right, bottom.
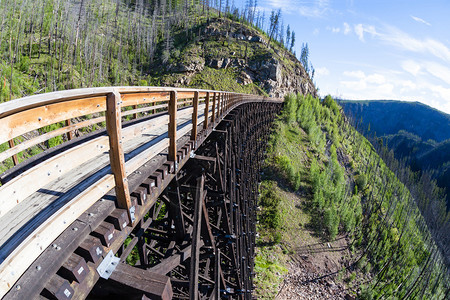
211, 92, 216, 124
217, 93, 222, 118
214, 248, 221, 300
8, 139, 18, 166
106, 90, 133, 223
169, 91, 177, 164
190, 175, 204, 300
191, 91, 199, 144
133, 105, 138, 119
65, 119, 73, 141
226, 94, 230, 111
203, 92, 210, 129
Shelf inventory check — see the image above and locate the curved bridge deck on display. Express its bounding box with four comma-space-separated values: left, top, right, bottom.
0, 87, 282, 299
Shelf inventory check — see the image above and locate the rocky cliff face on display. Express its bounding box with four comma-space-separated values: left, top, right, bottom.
153, 18, 317, 98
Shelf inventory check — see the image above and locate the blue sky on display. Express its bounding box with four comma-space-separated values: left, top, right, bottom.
234, 0, 450, 114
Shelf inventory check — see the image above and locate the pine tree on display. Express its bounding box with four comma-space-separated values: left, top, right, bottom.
300, 42, 309, 73
290, 31, 295, 52
286, 24, 291, 49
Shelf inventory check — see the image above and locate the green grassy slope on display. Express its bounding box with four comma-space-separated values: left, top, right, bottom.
255, 94, 449, 299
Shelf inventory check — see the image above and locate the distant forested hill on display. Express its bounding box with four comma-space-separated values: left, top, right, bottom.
339, 100, 450, 142
339, 100, 450, 209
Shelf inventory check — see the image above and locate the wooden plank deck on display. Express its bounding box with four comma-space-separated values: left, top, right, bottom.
0, 104, 208, 258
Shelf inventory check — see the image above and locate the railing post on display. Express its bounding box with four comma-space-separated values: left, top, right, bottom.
133, 105, 138, 119
106, 90, 133, 223
169, 91, 177, 163
8, 139, 18, 166
203, 92, 210, 129
226, 94, 229, 112
216, 93, 220, 120
65, 119, 73, 141
191, 91, 199, 142
223, 94, 226, 113
211, 92, 216, 124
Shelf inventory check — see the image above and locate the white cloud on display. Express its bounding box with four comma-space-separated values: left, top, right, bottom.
267, 0, 331, 18
378, 26, 450, 63
313, 28, 320, 35
343, 24, 450, 64
422, 62, 450, 85
340, 71, 393, 98
327, 23, 351, 35
429, 85, 450, 111
366, 74, 386, 84
399, 80, 417, 90
316, 67, 330, 77
343, 70, 365, 79
402, 60, 422, 76
353, 24, 378, 41
354, 24, 364, 41
411, 15, 431, 26
343, 22, 351, 35
328, 69, 450, 114
401, 60, 450, 85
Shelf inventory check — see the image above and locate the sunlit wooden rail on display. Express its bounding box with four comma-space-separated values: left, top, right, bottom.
0, 87, 281, 299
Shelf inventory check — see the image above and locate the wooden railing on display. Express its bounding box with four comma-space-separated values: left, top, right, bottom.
0, 86, 273, 297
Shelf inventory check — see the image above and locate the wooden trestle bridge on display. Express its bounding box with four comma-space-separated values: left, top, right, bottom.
0, 87, 282, 299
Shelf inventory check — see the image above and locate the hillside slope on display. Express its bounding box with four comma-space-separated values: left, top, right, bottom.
0, 1, 315, 173
148, 17, 317, 98
255, 95, 449, 299
339, 100, 450, 209
339, 100, 450, 143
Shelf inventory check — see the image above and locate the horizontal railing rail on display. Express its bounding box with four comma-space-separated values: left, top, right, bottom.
0, 86, 280, 298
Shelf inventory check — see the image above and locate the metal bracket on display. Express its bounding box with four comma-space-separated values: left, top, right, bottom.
190, 150, 195, 158
130, 206, 136, 223
97, 250, 120, 279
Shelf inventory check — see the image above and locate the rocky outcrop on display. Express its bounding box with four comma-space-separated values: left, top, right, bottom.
165, 18, 317, 98
204, 54, 316, 98
168, 57, 205, 73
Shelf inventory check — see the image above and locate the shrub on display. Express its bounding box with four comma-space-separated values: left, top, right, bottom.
313, 189, 325, 210
259, 181, 282, 230
293, 171, 301, 190
284, 94, 297, 123
341, 208, 356, 232
357, 255, 367, 270
346, 272, 357, 283
364, 262, 372, 274
324, 206, 339, 239
360, 285, 374, 300
356, 174, 367, 190
263, 206, 282, 229
273, 232, 282, 243
323, 95, 340, 116
274, 154, 298, 188
18, 56, 30, 72
138, 79, 148, 86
